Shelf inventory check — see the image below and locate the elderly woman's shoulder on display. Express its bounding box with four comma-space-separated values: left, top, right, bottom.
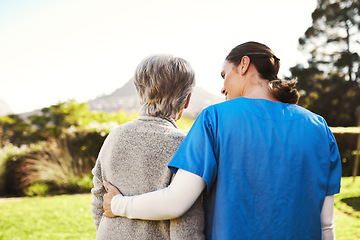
168, 129, 186, 139
107, 119, 137, 136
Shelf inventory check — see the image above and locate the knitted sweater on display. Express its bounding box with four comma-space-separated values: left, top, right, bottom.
91, 115, 205, 240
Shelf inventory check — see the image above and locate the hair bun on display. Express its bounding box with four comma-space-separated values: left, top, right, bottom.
270, 79, 299, 104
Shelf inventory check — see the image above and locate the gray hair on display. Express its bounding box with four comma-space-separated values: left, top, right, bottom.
134, 54, 195, 119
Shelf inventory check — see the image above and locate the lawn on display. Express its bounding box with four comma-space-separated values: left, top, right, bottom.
334, 177, 360, 240
0, 177, 359, 240
0, 194, 96, 240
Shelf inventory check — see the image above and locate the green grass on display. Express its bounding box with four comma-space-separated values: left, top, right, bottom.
334, 177, 360, 240
0, 177, 359, 240
0, 194, 96, 240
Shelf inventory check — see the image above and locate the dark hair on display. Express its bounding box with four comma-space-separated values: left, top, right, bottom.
225, 41, 299, 104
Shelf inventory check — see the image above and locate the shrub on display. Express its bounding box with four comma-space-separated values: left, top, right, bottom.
19, 138, 96, 195
1, 136, 100, 196
0, 108, 196, 196
0, 143, 43, 195
23, 183, 49, 196
75, 173, 94, 192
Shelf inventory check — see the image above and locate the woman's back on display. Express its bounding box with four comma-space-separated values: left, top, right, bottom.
170, 97, 341, 239
92, 115, 204, 240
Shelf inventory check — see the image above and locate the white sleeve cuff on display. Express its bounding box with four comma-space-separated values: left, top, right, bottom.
111, 194, 133, 216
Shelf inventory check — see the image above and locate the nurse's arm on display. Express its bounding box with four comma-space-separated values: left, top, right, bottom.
107, 169, 206, 220
320, 195, 335, 240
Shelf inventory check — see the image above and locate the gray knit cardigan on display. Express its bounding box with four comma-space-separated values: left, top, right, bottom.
91, 115, 205, 240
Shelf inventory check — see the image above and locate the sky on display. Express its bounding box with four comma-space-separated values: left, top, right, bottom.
0, 0, 317, 114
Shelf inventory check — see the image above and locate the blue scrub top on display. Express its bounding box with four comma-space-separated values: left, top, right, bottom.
169, 97, 341, 240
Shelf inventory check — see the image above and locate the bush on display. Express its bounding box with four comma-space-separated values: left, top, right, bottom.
73, 173, 94, 193
19, 138, 97, 195
1, 136, 101, 196
23, 183, 49, 196
0, 143, 44, 195
0, 105, 198, 197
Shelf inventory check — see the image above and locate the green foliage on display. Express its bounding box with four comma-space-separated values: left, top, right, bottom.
76, 174, 93, 192
0, 99, 196, 196
1, 138, 100, 196
292, 0, 360, 127
291, 64, 360, 126
24, 183, 49, 197
0, 114, 33, 147
0, 143, 44, 195
23, 140, 87, 193
29, 99, 101, 140
299, 0, 360, 81
0, 99, 139, 147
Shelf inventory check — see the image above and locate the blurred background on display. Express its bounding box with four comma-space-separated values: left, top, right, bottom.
0, 1, 359, 239
0, 0, 359, 192
0, 0, 359, 195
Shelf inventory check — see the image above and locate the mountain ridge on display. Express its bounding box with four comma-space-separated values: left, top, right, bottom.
16, 80, 224, 119
88, 80, 223, 118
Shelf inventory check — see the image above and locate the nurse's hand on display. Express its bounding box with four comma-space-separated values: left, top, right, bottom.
103, 181, 122, 218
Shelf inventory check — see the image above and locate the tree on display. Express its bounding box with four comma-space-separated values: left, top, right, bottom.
299, 0, 360, 82
292, 0, 360, 126
29, 100, 91, 139
0, 114, 33, 146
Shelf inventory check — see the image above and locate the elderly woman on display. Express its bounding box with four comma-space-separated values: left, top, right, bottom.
91, 55, 205, 240
103, 42, 341, 240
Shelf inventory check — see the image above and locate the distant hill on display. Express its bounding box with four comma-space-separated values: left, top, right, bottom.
17, 80, 224, 119
0, 98, 13, 116
88, 80, 224, 118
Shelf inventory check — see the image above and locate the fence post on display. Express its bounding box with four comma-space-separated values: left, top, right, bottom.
353, 107, 360, 182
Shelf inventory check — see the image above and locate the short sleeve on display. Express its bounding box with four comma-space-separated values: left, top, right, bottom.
169, 108, 218, 193
325, 126, 342, 195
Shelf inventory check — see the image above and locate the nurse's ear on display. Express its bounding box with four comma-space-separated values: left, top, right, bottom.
238, 56, 251, 75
